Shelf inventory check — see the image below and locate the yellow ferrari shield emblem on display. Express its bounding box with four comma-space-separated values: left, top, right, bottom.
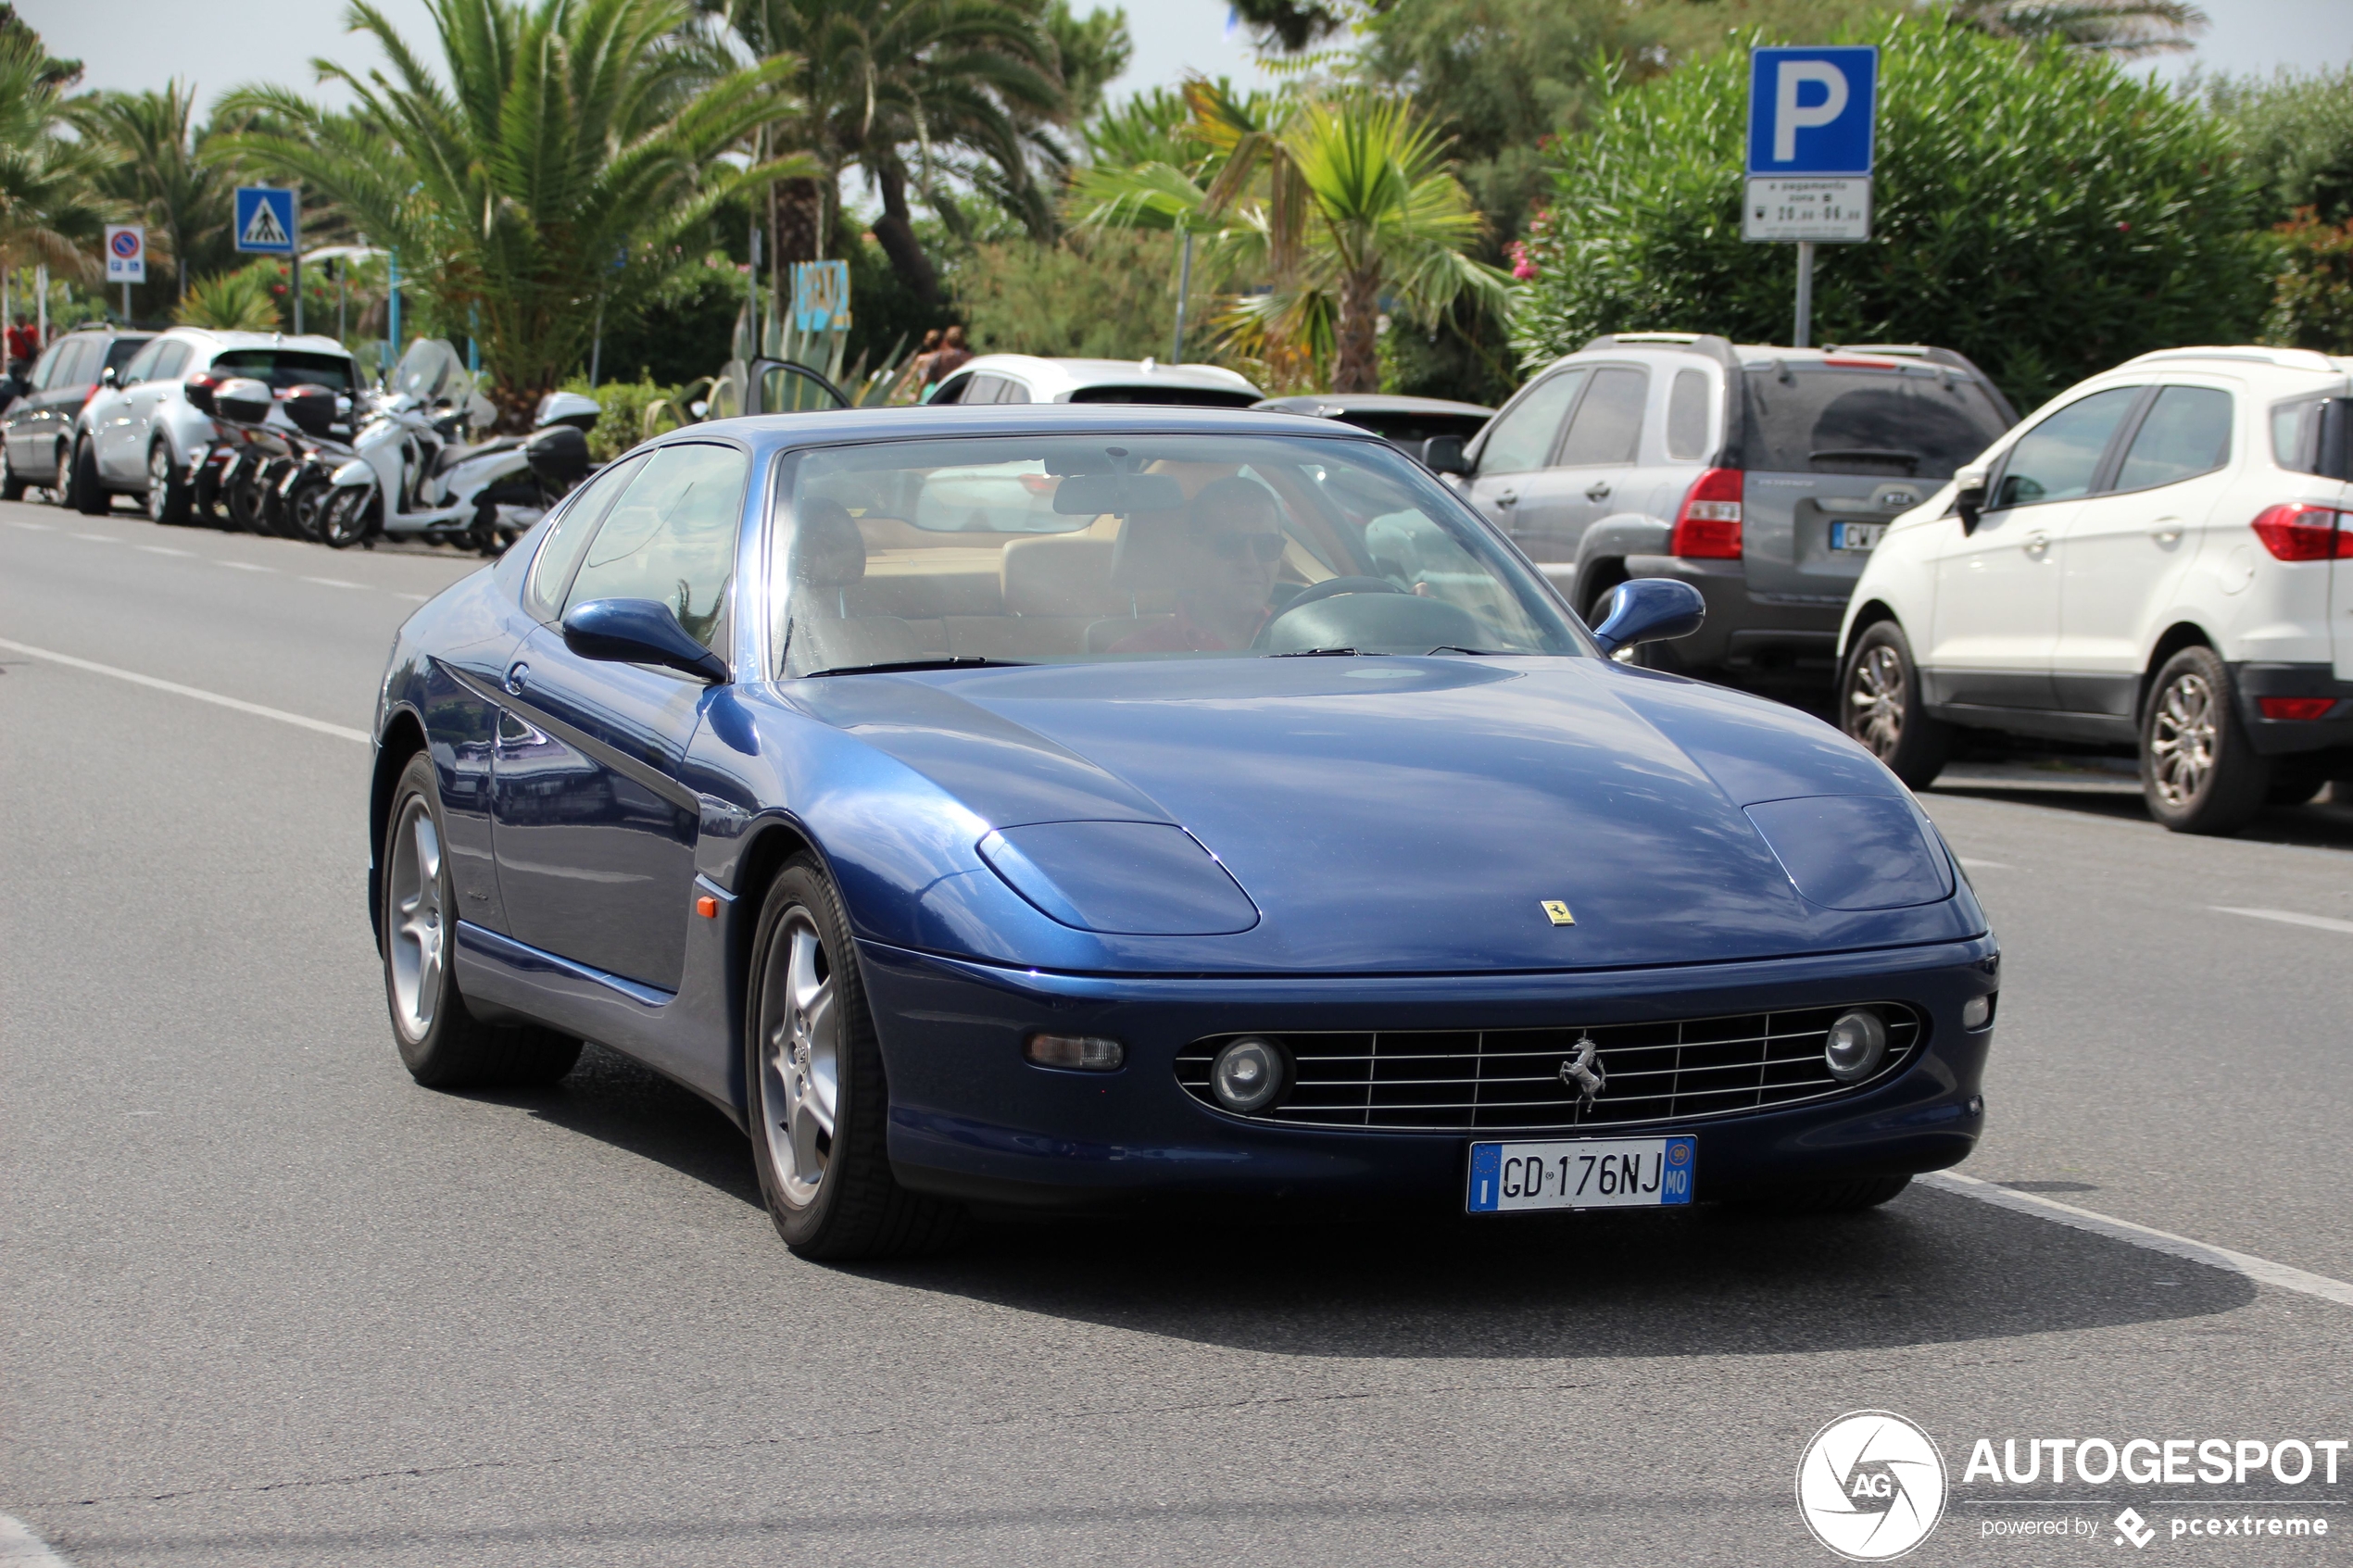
1541, 900, 1576, 926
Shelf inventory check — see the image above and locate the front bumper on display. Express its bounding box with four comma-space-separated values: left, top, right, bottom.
1623, 555, 1848, 675
860, 936, 1999, 1212
2231, 663, 2353, 759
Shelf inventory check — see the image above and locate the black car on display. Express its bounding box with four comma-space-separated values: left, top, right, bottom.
1253, 392, 1494, 456
2, 329, 155, 504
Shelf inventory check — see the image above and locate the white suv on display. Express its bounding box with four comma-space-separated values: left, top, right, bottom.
1838, 345, 2353, 834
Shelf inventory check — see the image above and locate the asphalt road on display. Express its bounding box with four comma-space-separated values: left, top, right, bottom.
5, 495, 2351, 1567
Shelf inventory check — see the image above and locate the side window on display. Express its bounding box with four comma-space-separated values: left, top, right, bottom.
562, 443, 749, 651
931, 373, 974, 405
120, 340, 167, 386
1476, 369, 1586, 475
47, 342, 91, 389
2112, 387, 2233, 492
154, 343, 192, 381
1665, 369, 1712, 461
1992, 387, 2141, 509
525, 453, 648, 621
995, 378, 1031, 405
27, 344, 64, 390
1557, 367, 1648, 467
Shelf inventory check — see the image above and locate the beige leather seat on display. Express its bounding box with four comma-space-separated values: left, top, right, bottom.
1084, 511, 1185, 652
784, 501, 922, 671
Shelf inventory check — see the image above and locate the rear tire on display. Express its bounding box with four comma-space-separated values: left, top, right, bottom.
2141, 646, 2270, 835
0, 445, 25, 500
145, 441, 191, 526
68, 438, 107, 515
745, 855, 961, 1260
320, 487, 374, 549
382, 752, 581, 1088
1840, 621, 1948, 789
1727, 1173, 1911, 1214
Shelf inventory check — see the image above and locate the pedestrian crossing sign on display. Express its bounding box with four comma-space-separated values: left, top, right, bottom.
234, 187, 297, 256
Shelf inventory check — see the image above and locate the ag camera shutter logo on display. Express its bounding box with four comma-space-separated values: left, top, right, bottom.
1797, 1411, 1947, 1561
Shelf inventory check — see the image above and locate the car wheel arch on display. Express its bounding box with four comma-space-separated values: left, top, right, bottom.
1841, 597, 1901, 662
369, 710, 431, 953
2139, 621, 2214, 722
724, 818, 827, 1120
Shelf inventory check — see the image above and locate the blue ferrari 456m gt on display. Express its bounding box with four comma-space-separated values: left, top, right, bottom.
369, 405, 1996, 1258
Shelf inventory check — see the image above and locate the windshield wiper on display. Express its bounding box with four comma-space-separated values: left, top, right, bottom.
1271, 646, 1359, 658
1428, 645, 1513, 656
806, 656, 1032, 678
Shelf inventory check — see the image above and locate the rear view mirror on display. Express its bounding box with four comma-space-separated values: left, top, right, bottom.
1052, 471, 1186, 515
1590, 578, 1706, 656
1419, 435, 1469, 476
561, 598, 729, 683
1952, 461, 1989, 534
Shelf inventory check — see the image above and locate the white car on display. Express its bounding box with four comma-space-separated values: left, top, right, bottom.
73, 327, 359, 523
1838, 345, 2353, 834
927, 354, 1262, 408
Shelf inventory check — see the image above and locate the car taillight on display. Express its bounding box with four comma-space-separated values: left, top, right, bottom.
2259, 696, 2338, 721
2250, 502, 2353, 560
1670, 468, 1743, 558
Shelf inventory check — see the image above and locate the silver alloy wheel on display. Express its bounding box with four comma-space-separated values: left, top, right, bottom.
1848, 644, 1906, 759
54, 444, 70, 501
386, 796, 445, 1039
2148, 671, 2218, 808
146, 444, 171, 521
758, 909, 840, 1208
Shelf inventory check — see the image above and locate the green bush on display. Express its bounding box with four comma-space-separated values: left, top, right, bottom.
560, 376, 687, 462
2208, 66, 2353, 225
1510, 18, 2271, 410
2263, 211, 2353, 352
954, 231, 1191, 362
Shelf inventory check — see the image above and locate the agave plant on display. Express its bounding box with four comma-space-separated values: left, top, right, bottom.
1072, 79, 1504, 392
215, 0, 813, 425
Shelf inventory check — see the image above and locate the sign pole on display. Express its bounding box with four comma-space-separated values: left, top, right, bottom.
1171, 230, 1193, 366
1793, 241, 1814, 350
123, 283, 132, 324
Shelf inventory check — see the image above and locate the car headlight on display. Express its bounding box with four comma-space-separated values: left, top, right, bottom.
1743, 795, 1955, 910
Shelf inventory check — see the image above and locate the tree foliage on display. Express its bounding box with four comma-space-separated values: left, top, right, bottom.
2206, 66, 2353, 227
953, 227, 1189, 359
0, 27, 111, 280
71, 83, 242, 318
1509, 17, 2269, 409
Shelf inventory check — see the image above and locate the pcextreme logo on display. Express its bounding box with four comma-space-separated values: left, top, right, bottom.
1797, 1410, 1950, 1562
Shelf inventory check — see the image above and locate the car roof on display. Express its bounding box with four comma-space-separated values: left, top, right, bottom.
155, 327, 354, 356
667, 402, 1394, 454
1252, 393, 1494, 417
951, 354, 1263, 398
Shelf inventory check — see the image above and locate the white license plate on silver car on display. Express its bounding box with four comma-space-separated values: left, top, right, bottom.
1830, 521, 1885, 553
1466, 1135, 1695, 1212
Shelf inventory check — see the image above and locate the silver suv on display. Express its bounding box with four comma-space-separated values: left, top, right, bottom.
1428, 333, 2017, 682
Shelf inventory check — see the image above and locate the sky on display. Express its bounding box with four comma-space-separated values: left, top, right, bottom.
20, 0, 2353, 119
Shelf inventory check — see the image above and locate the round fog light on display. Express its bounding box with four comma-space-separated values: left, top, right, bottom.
1823, 1010, 1889, 1083
1211, 1036, 1287, 1113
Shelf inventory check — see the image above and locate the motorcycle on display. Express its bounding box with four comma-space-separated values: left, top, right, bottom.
195, 376, 302, 535
321, 339, 599, 556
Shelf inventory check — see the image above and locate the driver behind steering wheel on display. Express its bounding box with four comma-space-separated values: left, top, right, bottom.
1111, 477, 1289, 653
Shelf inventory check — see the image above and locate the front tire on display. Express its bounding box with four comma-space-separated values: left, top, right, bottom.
1841, 621, 1949, 789
146, 441, 191, 526
745, 856, 959, 1260
382, 753, 581, 1088
2141, 646, 2270, 835
320, 486, 374, 549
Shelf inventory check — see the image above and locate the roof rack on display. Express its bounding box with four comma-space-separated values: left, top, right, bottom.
2120, 346, 2335, 373
1578, 332, 1743, 377
1602, 332, 1701, 344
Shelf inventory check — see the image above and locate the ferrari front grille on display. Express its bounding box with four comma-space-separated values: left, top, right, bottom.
1174, 1003, 1921, 1133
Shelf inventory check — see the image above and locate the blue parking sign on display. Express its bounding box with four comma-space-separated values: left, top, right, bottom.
1746, 46, 1877, 177
234, 187, 298, 256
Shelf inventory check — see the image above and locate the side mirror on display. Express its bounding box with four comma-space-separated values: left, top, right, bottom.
1419, 434, 1468, 476
1590, 578, 1706, 657
1951, 461, 1989, 534
99, 365, 120, 390
560, 598, 729, 684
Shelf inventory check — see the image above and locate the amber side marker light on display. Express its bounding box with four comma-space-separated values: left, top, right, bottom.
695, 896, 720, 919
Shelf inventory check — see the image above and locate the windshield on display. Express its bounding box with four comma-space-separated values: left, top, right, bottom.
1742, 364, 2009, 480
211, 349, 357, 393
773, 433, 1585, 677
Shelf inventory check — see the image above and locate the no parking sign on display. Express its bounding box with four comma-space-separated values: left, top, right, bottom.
105, 225, 146, 284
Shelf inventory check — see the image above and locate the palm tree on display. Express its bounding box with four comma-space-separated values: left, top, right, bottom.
72, 83, 236, 311
713, 0, 1065, 302
215, 0, 812, 423
1072, 79, 1504, 392
1948, 1, 2208, 56
0, 30, 110, 285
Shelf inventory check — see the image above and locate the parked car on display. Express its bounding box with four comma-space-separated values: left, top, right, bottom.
1425, 334, 2016, 683
927, 355, 1263, 408
0, 328, 154, 505
70, 328, 360, 523
369, 404, 1997, 1261
1839, 345, 2353, 834
1252, 392, 1493, 456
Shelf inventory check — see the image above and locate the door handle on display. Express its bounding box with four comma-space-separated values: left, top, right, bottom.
504, 661, 529, 696
2149, 522, 2183, 545
1585, 481, 1612, 502
2023, 532, 2051, 558
1495, 488, 1517, 508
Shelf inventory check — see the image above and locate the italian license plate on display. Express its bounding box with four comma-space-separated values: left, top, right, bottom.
1830, 521, 1885, 553
1466, 1136, 1695, 1212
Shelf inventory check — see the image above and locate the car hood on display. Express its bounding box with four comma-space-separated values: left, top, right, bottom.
786, 657, 1982, 972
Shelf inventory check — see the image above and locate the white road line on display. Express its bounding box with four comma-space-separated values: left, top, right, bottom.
69, 533, 122, 545
7, 520, 54, 531
301, 575, 366, 589
1921, 1171, 2353, 1310
0, 1512, 70, 1566
137, 545, 195, 557
394, 592, 430, 602
2214, 906, 2353, 937
216, 560, 274, 572
1957, 858, 2013, 871
0, 638, 369, 745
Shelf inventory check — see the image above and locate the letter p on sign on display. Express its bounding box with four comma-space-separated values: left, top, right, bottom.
1748, 46, 1877, 177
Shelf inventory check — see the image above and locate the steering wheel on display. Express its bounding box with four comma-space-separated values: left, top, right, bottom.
1251, 576, 1407, 648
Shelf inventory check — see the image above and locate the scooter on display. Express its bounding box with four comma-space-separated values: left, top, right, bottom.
321, 339, 599, 555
